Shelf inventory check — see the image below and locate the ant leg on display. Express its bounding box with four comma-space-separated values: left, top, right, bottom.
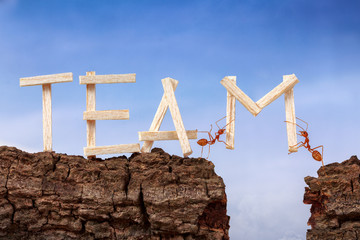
198, 130, 215, 142
290, 141, 305, 148
206, 145, 211, 159
312, 145, 323, 151
296, 117, 309, 131
200, 146, 204, 158
208, 124, 214, 141
217, 139, 231, 148
289, 141, 305, 154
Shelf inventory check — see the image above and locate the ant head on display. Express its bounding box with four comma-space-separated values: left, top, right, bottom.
300, 131, 308, 137
218, 129, 225, 134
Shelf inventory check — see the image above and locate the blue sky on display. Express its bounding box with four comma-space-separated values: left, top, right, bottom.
1, 0, 360, 239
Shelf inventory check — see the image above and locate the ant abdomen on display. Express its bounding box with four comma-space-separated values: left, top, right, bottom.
312, 150, 322, 162
197, 139, 208, 147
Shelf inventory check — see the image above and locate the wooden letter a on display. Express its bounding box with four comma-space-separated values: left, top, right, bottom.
139, 77, 195, 157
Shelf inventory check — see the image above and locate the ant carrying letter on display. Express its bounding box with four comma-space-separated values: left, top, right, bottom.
286, 117, 324, 166
197, 116, 233, 159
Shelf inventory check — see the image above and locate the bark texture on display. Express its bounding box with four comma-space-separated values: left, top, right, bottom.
0, 146, 229, 240
304, 155, 360, 240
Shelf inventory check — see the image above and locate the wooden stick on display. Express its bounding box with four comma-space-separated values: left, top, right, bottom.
79, 73, 136, 84
141, 80, 179, 153
83, 110, 129, 120
20, 72, 73, 87
224, 76, 236, 150
220, 77, 261, 117
86, 71, 96, 158
139, 130, 198, 141
42, 84, 52, 152
84, 143, 140, 156
283, 74, 298, 152
256, 74, 299, 109
162, 78, 192, 157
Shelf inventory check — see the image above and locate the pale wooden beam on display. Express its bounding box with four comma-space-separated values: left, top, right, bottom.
84, 143, 140, 156
83, 110, 129, 120
220, 77, 262, 117
42, 84, 52, 152
20, 72, 74, 152
139, 130, 198, 141
162, 78, 192, 157
86, 71, 96, 158
20, 72, 73, 87
141, 79, 179, 153
224, 76, 236, 150
283, 74, 298, 152
256, 74, 299, 109
79, 73, 136, 85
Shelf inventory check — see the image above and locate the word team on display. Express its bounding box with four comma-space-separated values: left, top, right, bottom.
20, 71, 300, 159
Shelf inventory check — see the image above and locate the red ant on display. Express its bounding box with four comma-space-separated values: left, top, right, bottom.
286, 117, 324, 167
197, 116, 233, 159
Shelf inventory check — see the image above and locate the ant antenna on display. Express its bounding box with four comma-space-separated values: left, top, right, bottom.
296, 117, 308, 131
215, 116, 227, 129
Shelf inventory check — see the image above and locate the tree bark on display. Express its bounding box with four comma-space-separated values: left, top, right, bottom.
304, 155, 360, 240
0, 146, 229, 240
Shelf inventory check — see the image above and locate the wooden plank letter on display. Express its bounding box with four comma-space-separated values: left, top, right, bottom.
79, 73, 136, 84
42, 84, 52, 152
19, 72, 74, 152
20, 72, 73, 87
84, 143, 140, 156
284, 74, 298, 152
256, 74, 299, 109
220, 77, 262, 116
141, 80, 179, 153
83, 110, 129, 120
220, 74, 300, 152
81, 71, 138, 158
86, 71, 96, 158
162, 78, 192, 157
224, 76, 236, 150
139, 130, 198, 141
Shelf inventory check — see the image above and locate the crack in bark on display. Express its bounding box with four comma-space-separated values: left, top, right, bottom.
205, 182, 210, 198
4, 163, 15, 224
124, 162, 131, 198
139, 184, 150, 229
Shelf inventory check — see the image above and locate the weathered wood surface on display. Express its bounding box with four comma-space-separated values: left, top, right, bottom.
42, 84, 52, 152
162, 77, 192, 157
85, 71, 96, 158
79, 73, 136, 84
224, 76, 236, 150
20, 72, 73, 87
220, 77, 262, 116
141, 79, 179, 153
139, 130, 198, 141
256, 74, 299, 109
220, 74, 300, 117
283, 74, 298, 152
83, 110, 129, 120
84, 143, 140, 156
